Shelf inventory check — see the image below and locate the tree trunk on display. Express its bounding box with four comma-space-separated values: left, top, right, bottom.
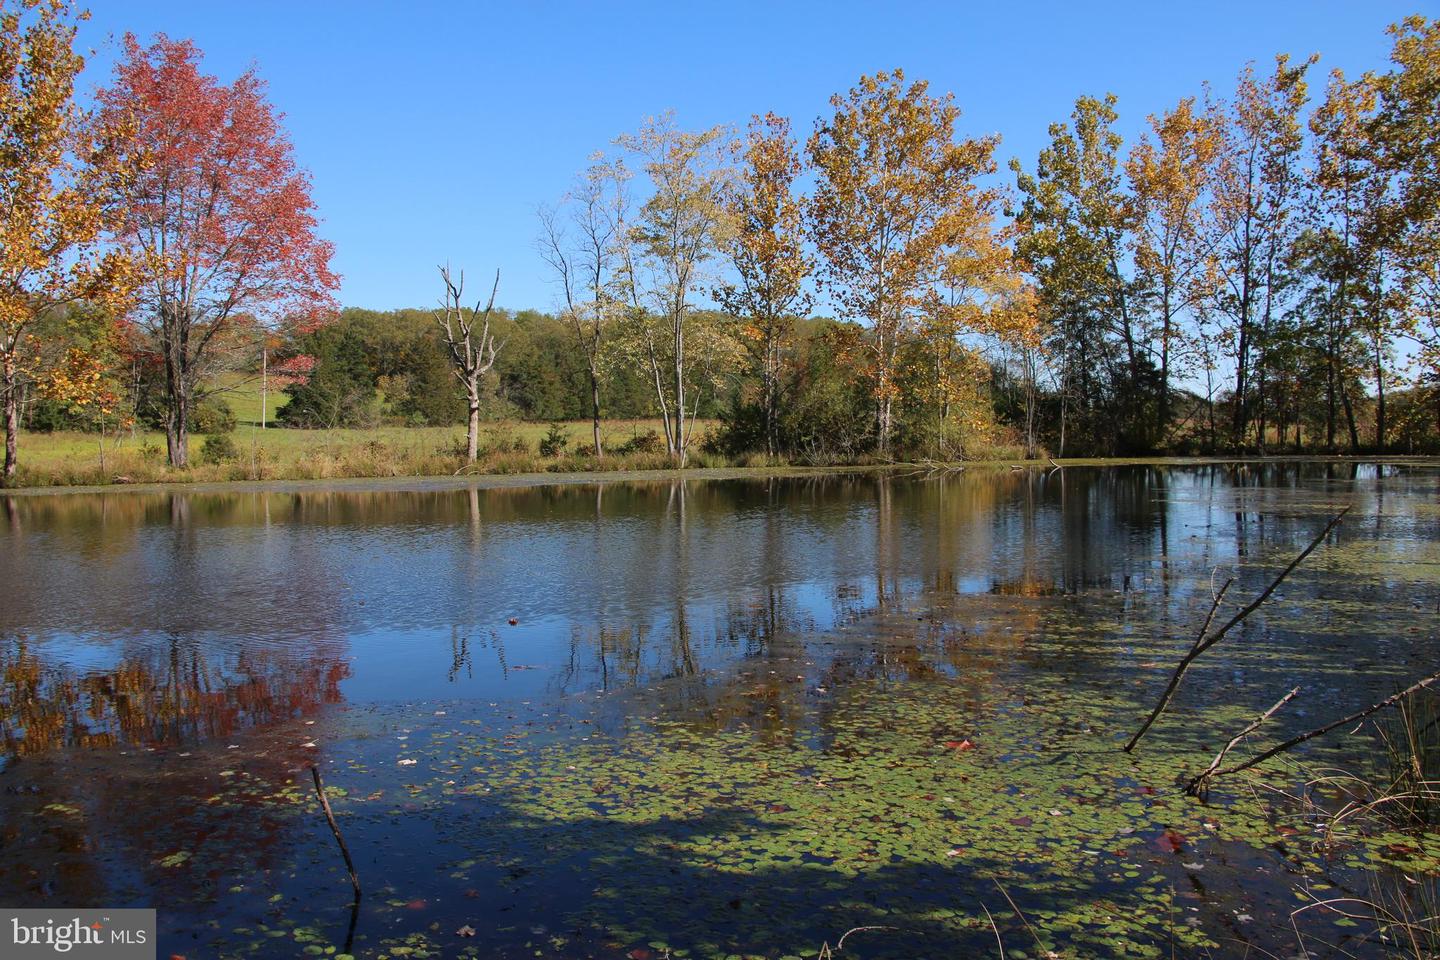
673, 315, 687, 468
1022, 351, 1038, 460
1058, 365, 1069, 459
2, 355, 18, 483
1341, 387, 1360, 452
1254, 370, 1267, 455
640, 329, 676, 456
166, 388, 190, 468
1158, 289, 1172, 445
762, 340, 779, 459
877, 393, 893, 457
1232, 321, 1249, 449
875, 350, 893, 457
1325, 350, 1337, 452
1374, 345, 1386, 453
466, 384, 480, 463
163, 305, 191, 468
589, 363, 602, 456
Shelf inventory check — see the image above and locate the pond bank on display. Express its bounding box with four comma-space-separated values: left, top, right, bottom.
5, 453, 1438, 498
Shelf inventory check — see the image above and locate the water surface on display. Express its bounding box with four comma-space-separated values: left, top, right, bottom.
1, 463, 1436, 959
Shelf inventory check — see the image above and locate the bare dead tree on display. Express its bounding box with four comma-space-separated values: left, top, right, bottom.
435, 266, 502, 463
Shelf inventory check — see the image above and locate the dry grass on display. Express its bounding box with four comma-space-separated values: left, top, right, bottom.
3, 420, 719, 488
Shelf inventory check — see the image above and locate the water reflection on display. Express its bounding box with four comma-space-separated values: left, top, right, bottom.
0, 462, 1435, 758
0, 633, 348, 756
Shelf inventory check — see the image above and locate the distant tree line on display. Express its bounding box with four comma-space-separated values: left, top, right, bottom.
2, 2, 1438, 484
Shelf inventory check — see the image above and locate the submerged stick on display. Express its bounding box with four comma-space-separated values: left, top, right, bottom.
1198, 670, 1440, 785
1125, 507, 1350, 753
311, 764, 362, 899
1186, 686, 1300, 794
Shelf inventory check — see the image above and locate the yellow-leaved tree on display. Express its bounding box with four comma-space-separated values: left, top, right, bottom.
1126, 95, 1224, 441
715, 113, 812, 458
0, 0, 129, 482
614, 113, 735, 466
1372, 16, 1440, 448
807, 69, 1000, 456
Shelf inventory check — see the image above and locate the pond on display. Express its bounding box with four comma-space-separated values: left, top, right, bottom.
1, 463, 1437, 959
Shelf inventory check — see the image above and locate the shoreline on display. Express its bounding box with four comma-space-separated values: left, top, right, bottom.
4, 453, 1437, 498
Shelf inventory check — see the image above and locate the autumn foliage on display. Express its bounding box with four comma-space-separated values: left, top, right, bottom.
808, 69, 1007, 455
5, 12, 1440, 482
94, 33, 338, 467
0, 0, 130, 480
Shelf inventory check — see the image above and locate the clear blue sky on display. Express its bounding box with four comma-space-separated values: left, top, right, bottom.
78, 1, 1436, 315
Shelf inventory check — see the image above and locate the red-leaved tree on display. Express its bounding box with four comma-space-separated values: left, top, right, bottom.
95, 34, 338, 466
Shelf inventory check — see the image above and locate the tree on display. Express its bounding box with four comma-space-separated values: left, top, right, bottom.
1306, 68, 1388, 450
95, 34, 338, 468
435, 266, 501, 463
1207, 55, 1315, 449
714, 113, 812, 458
1370, 16, 1440, 449
808, 69, 1000, 456
615, 113, 733, 466
539, 156, 630, 455
1127, 95, 1224, 440
277, 323, 374, 429
1012, 95, 1144, 454
0, 0, 129, 482
916, 218, 1026, 456
36, 317, 129, 472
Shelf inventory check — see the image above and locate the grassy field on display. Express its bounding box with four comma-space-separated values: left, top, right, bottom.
211, 371, 281, 426
3, 418, 735, 488
0, 369, 751, 488
7, 421, 1421, 490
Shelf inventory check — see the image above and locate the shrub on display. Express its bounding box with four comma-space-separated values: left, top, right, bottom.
475, 426, 527, 456
706, 400, 767, 457
616, 429, 664, 455
539, 423, 570, 457
199, 433, 240, 465
190, 396, 236, 434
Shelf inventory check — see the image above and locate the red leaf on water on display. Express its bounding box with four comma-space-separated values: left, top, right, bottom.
943, 739, 975, 751
1155, 830, 1186, 853
404, 899, 427, 910
628, 950, 653, 960
508, 618, 519, 626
